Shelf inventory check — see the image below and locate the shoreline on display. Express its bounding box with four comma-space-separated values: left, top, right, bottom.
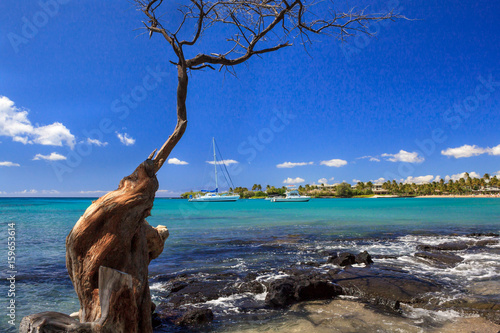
415, 194, 500, 198
222, 299, 500, 333
152, 232, 500, 331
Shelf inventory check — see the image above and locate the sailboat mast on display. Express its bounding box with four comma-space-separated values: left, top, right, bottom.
213, 137, 218, 192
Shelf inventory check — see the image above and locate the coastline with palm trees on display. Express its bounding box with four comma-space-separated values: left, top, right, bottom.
181, 173, 500, 199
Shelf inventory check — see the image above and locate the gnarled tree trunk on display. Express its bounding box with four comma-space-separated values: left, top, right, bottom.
65, 160, 169, 333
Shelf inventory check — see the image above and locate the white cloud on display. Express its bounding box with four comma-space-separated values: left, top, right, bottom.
168, 158, 188, 165
329, 177, 335, 181
382, 150, 424, 163
0, 96, 75, 148
403, 175, 435, 184
40, 190, 60, 195
15, 189, 38, 194
444, 171, 480, 182
318, 178, 328, 184
488, 144, 500, 156
320, 159, 348, 167
283, 177, 305, 184
494, 171, 500, 176
79, 190, 110, 195
206, 159, 238, 165
371, 177, 386, 183
441, 145, 488, 158
441, 144, 500, 158
358, 155, 380, 162
276, 161, 313, 168
86, 138, 108, 147
352, 179, 361, 183
0, 161, 20, 167
156, 189, 178, 196
116, 132, 135, 146
33, 152, 66, 161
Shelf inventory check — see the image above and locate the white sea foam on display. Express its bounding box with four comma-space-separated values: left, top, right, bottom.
150, 282, 169, 291
201, 292, 268, 314
402, 304, 471, 322
256, 272, 289, 282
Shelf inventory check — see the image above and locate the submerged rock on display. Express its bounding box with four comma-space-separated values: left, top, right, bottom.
414, 251, 463, 267
441, 297, 500, 325
467, 232, 499, 237
416, 241, 469, 251
475, 239, 499, 247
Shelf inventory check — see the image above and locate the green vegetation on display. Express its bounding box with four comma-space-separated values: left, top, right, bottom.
180, 174, 500, 199
373, 173, 499, 196
180, 191, 202, 199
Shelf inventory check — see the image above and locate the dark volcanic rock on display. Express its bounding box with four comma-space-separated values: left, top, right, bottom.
373, 254, 399, 260
151, 313, 162, 328
169, 280, 237, 307
294, 277, 343, 301
475, 239, 499, 247
238, 280, 265, 294
416, 241, 469, 252
244, 272, 258, 282
164, 273, 240, 307
326, 252, 338, 264
468, 232, 499, 237
175, 308, 214, 326
330, 267, 441, 310
170, 280, 189, 292
265, 278, 297, 308
414, 251, 463, 267
355, 251, 374, 265
265, 273, 343, 308
329, 252, 356, 266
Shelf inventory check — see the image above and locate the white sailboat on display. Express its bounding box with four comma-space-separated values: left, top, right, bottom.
188, 138, 240, 202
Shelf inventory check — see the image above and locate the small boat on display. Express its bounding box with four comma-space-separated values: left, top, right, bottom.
270, 186, 310, 202
189, 138, 240, 202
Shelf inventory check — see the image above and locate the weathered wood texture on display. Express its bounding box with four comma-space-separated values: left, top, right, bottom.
65, 160, 169, 333
19, 267, 153, 333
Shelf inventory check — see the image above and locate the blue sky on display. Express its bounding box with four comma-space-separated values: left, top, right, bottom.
0, 0, 499, 197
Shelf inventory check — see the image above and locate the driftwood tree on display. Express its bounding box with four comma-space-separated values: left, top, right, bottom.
20, 1, 402, 333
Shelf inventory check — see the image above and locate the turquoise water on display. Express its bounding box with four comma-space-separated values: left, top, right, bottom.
1, 197, 499, 331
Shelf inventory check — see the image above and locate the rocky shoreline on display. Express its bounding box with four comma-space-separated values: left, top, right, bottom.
151, 233, 500, 331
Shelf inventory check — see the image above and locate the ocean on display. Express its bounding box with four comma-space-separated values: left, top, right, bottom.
1, 197, 499, 332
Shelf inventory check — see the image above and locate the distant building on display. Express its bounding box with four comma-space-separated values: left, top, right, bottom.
372, 182, 389, 194
317, 183, 339, 189
476, 186, 500, 193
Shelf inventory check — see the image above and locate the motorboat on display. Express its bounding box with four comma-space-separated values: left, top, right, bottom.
270, 186, 310, 202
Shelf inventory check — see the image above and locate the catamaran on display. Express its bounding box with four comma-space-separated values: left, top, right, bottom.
270, 185, 310, 202
188, 138, 240, 202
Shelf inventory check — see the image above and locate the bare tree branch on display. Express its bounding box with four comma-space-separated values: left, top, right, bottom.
133, 0, 405, 173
